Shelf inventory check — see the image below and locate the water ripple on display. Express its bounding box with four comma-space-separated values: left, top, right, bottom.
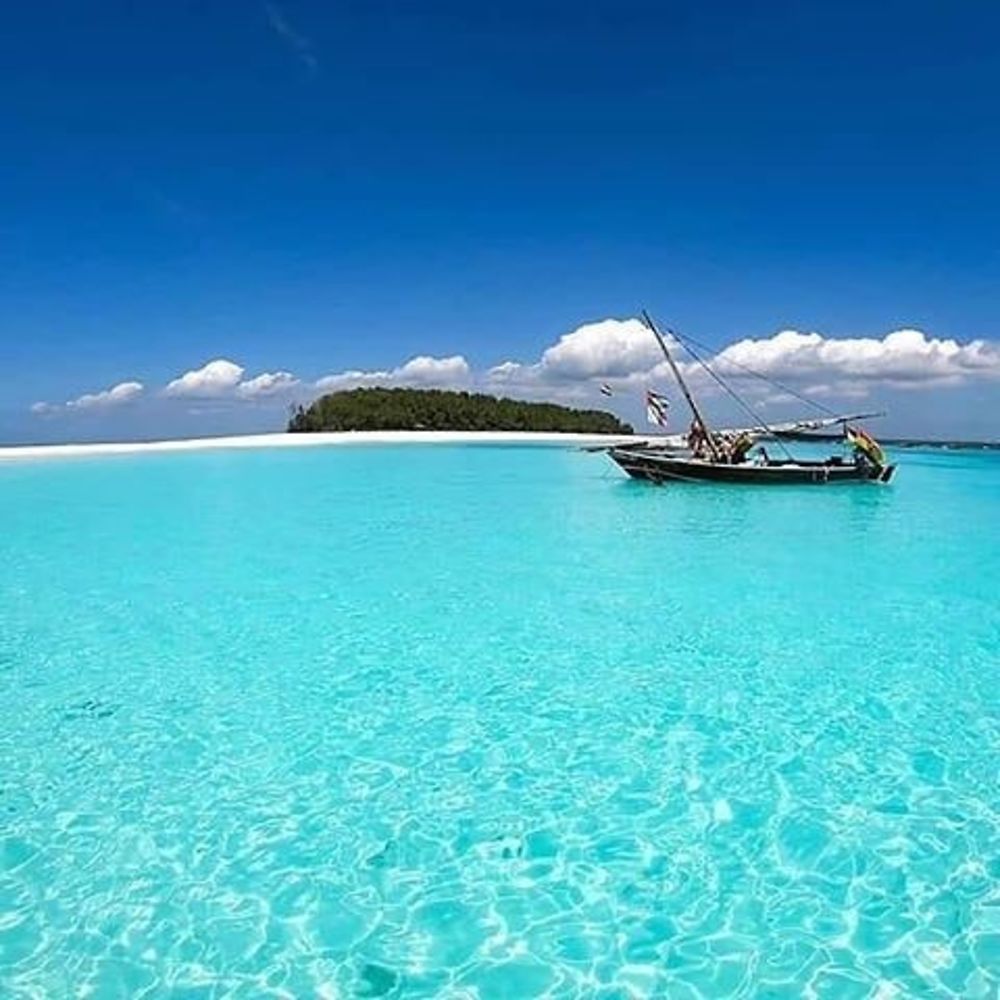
0, 445, 997, 996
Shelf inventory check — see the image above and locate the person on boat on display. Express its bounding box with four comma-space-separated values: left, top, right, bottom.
756, 445, 770, 465
730, 432, 754, 464
847, 426, 886, 470
688, 420, 707, 458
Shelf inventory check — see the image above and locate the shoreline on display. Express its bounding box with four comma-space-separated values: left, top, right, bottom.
1, 430, 993, 463
0, 430, 649, 462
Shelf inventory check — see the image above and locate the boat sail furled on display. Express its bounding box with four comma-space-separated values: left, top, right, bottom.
605, 312, 897, 485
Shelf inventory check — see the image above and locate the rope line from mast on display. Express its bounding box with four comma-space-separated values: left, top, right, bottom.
667, 330, 797, 461
667, 328, 840, 419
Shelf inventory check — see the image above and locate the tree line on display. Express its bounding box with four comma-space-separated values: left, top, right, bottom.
287, 387, 633, 434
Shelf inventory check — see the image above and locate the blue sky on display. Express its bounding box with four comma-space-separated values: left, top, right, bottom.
1, 0, 998, 443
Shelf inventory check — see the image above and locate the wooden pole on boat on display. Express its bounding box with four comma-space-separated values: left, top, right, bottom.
641, 310, 719, 460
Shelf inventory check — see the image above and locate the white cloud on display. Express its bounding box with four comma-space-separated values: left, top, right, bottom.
486, 319, 1000, 402
163, 359, 245, 398
713, 329, 1000, 387
398, 355, 471, 384
485, 359, 591, 402
539, 318, 665, 379
31, 380, 144, 415
315, 354, 471, 392
264, 2, 319, 75
485, 319, 691, 396
164, 359, 301, 402
67, 380, 144, 409
485, 319, 685, 402
236, 371, 299, 399
486, 361, 522, 381
28, 321, 1000, 426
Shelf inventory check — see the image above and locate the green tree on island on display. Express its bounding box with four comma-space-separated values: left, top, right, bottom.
288, 387, 633, 435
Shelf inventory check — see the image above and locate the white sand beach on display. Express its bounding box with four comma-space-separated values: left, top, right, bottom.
0, 430, 651, 462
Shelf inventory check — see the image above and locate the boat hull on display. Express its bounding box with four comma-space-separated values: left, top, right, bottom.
609, 448, 895, 485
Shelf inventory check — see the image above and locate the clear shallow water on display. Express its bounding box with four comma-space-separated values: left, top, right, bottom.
1, 443, 998, 998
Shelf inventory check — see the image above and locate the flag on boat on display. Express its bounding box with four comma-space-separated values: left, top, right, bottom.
645, 390, 670, 427
599, 383, 613, 397
846, 425, 886, 466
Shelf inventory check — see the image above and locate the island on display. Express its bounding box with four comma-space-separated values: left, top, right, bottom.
287, 387, 634, 435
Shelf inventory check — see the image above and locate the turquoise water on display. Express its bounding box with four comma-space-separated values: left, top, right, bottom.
1, 444, 998, 997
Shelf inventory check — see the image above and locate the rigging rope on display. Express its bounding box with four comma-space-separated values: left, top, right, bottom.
667, 331, 797, 461
666, 328, 841, 419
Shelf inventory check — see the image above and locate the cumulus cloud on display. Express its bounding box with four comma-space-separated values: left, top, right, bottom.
315, 354, 471, 391
486, 319, 682, 400
29, 320, 1000, 423
539, 318, 666, 379
164, 359, 245, 398
399, 355, 471, 384
31, 380, 144, 415
236, 371, 299, 399
487, 319, 1000, 402
713, 329, 1000, 387
67, 380, 144, 409
163, 359, 301, 402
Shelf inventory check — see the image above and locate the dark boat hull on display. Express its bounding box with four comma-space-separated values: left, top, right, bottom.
609, 448, 895, 485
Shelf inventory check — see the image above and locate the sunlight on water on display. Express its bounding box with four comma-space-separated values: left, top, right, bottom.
1, 445, 998, 996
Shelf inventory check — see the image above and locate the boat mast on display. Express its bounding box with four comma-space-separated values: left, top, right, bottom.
640, 310, 719, 460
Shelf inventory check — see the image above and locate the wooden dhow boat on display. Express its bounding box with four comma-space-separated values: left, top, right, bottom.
605, 312, 897, 486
